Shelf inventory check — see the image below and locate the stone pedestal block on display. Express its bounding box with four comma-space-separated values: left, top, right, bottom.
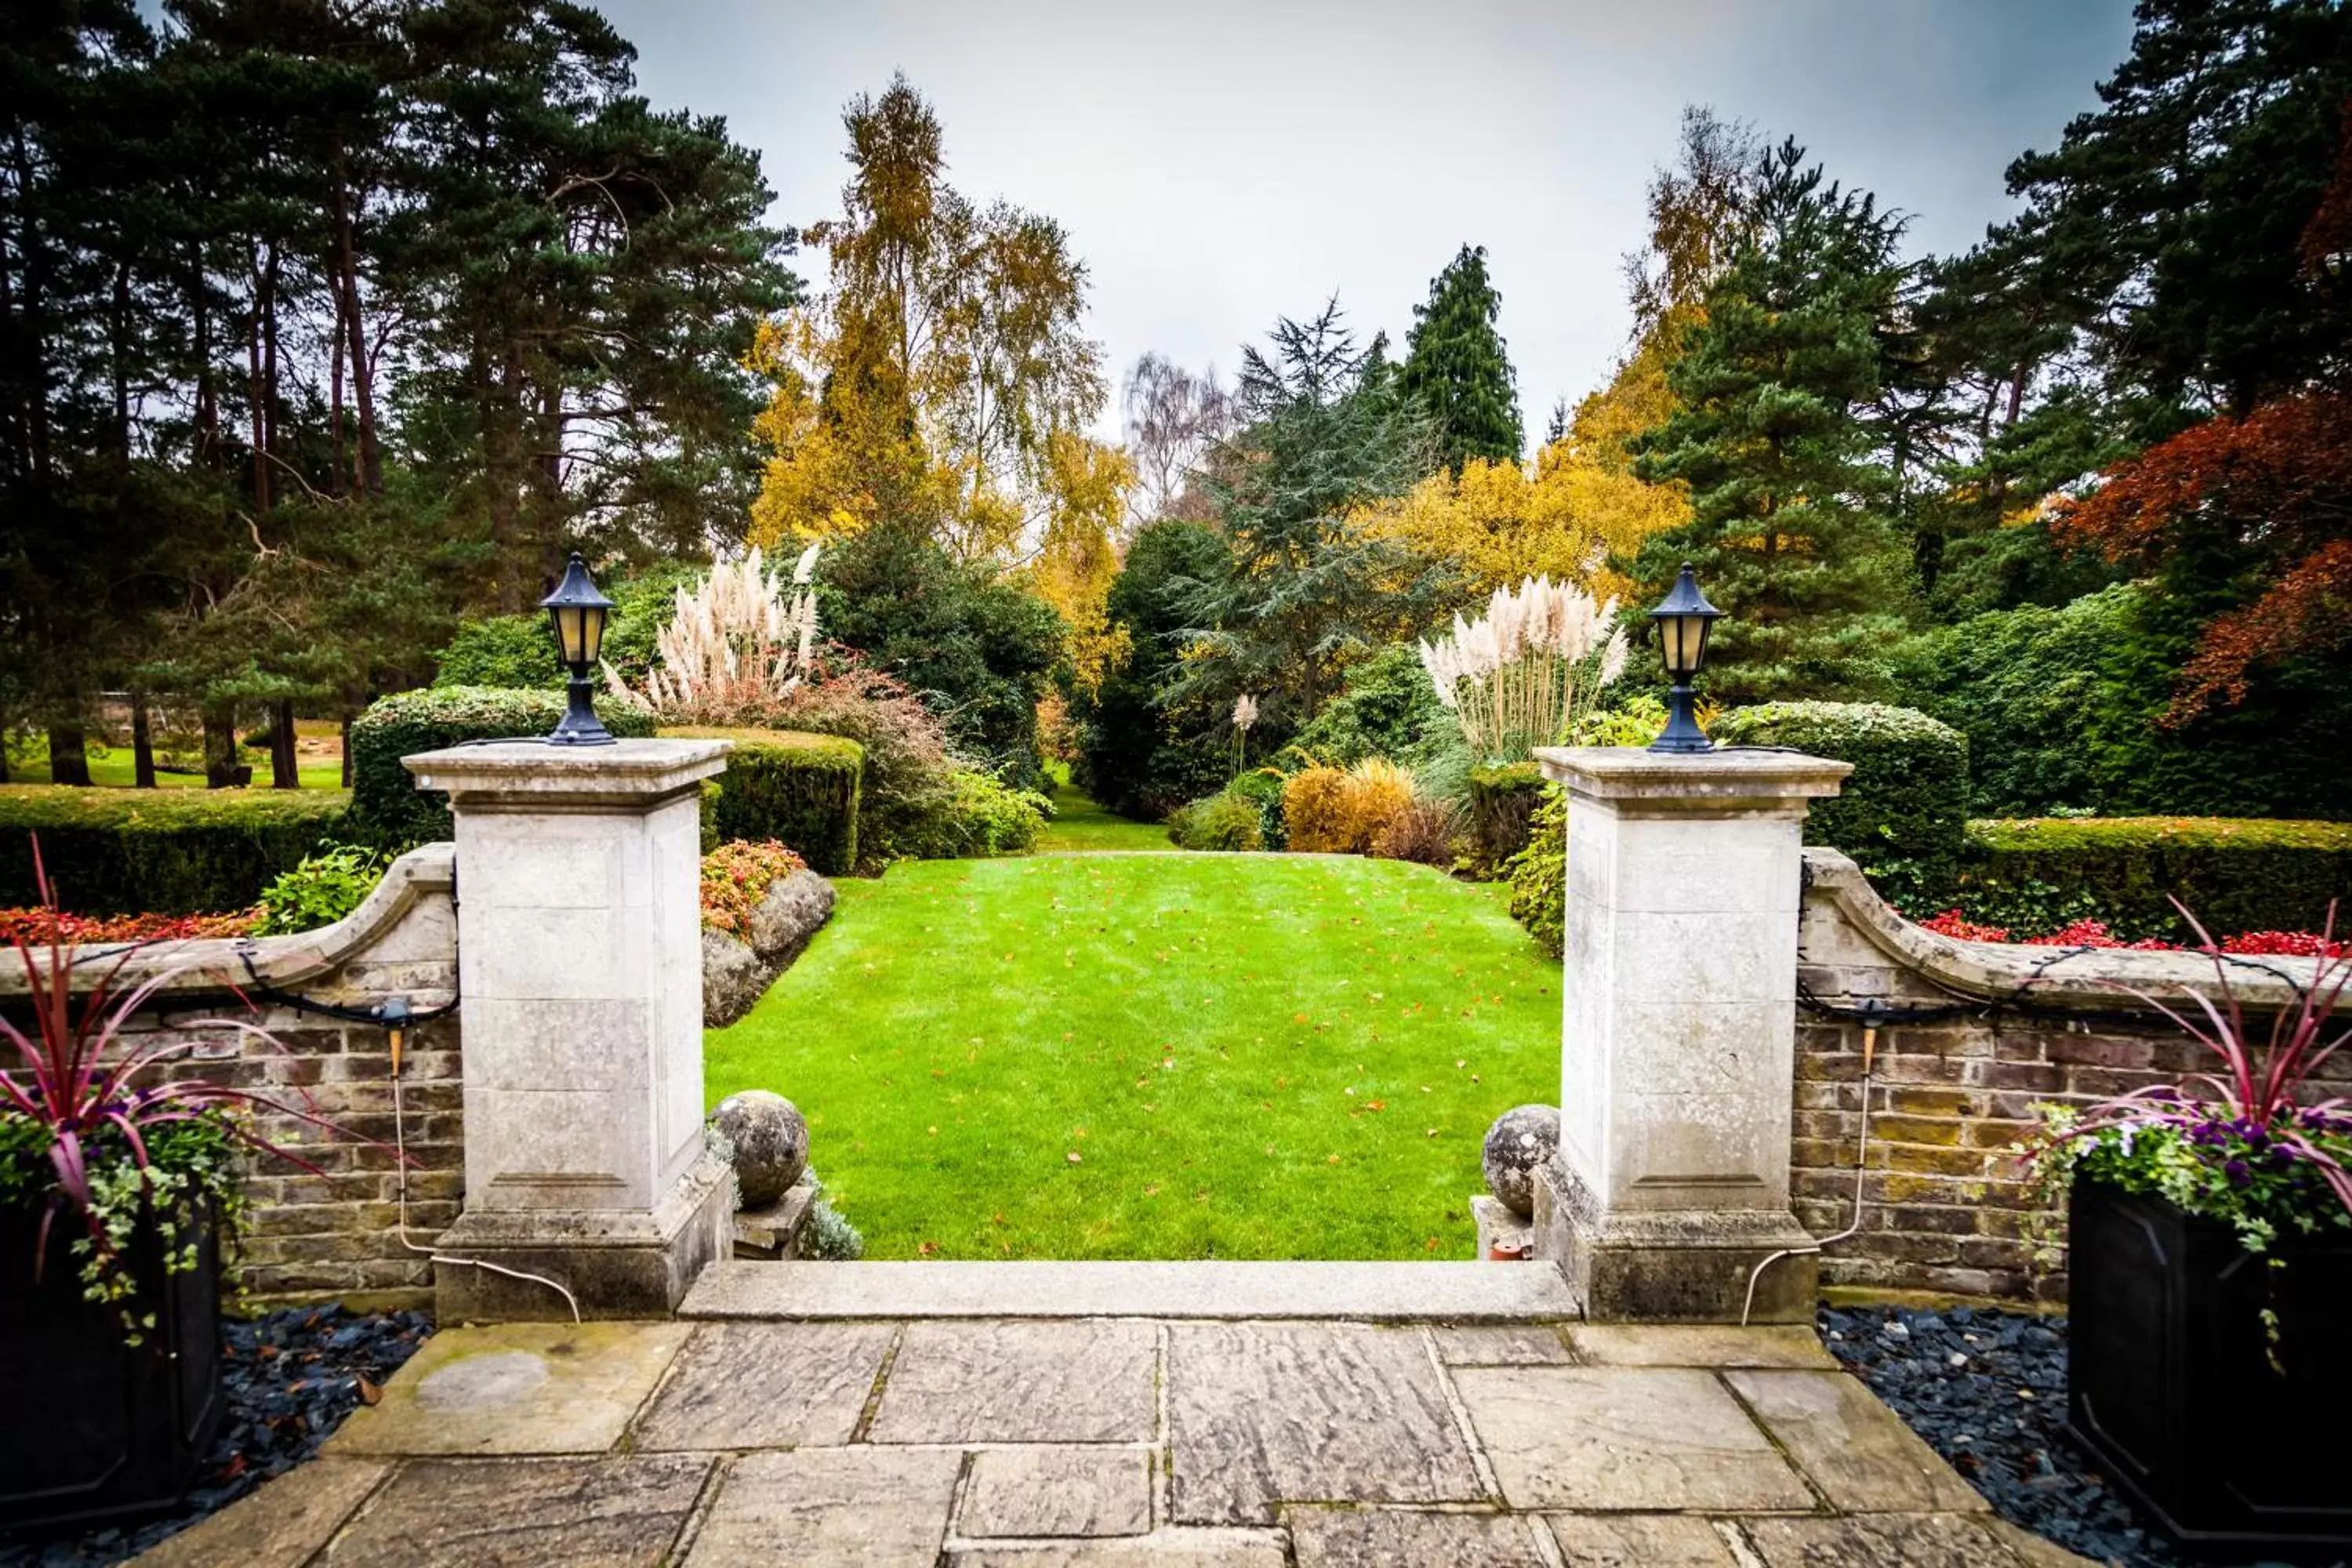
404, 739, 732, 1319
1529, 746, 1849, 1322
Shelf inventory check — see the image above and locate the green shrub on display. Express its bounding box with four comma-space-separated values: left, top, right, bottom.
1955, 817, 2352, 943
1711, 701, 1969, 913
344, 687, 656, 850
1465, 761, 1544, 873
894, 770, 1051, 859
0, 786, 351, 915
432, 615, 562, 690
1504, 783, 1566, 958
1290, 644, 1450, 768
1073, 519, 1233, 818
1895, 581, 2352, 819
1168, 791, 1265, 852
254, 844, 390, 935
660, 727, 863, 876
1225, 768, 1289, 850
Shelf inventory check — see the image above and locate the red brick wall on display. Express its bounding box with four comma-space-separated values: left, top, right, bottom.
1793, 851, 2351, 1303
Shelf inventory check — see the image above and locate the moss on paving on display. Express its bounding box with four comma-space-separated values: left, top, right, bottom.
707, 851, 1559, 1260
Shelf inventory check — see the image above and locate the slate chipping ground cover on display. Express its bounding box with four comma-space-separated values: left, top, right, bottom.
0, 1306, 430, 1567
707, 851, 1561, 1261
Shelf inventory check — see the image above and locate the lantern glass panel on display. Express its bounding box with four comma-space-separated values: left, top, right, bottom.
1661, 613, 1710, 678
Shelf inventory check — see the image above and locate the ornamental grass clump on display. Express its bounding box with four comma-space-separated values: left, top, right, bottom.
1417, 575, 1629, 764
2024, 901, 2352, 1255
606, 543, 821, 726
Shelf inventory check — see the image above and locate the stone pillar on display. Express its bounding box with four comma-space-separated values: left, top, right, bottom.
401, 739, 731, 1320
1528, 746, 1850, 1322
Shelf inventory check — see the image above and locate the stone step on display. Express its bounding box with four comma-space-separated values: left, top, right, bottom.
679, 1260, 1578, 1321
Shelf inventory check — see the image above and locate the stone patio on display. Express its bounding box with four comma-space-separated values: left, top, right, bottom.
138, 1266, 2090, 1567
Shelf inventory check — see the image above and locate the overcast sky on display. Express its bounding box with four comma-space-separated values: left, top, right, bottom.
594, 0, 2138, 448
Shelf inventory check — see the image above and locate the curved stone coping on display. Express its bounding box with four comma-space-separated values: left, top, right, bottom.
0, 842, 456, 1000
1802, 847, 2327, 1013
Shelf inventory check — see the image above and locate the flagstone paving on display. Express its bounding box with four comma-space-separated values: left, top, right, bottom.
140, 1315, 2096, 1566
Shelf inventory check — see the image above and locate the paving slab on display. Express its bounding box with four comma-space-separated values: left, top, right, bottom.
314, 1455, 710, 1567
944, 1530, 1288, 1566
1739, 1512, 2038, 1568
684, 1447, 961, 1566
682, 1260, 1576, 1319
1566, 1324, 1835, 1368
325, 1323, 691, 1457
1429, 1324, 1574, 1365
1451, 1366, 1812, 1512
870, 1319, 1157, 1443
135, 1457, 390, 1567
1287, 1508, 1552, 1566
1546, 1513, 1740, 1567
630, 1321, 895, 1450
960, 1446, 1153, 1537
1167, 1322, 1486, 1526
1724, 1369, 1989, 1514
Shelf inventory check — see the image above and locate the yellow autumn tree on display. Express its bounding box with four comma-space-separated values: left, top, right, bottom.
747, 75, 1113, 568
1351, 344, 1689, 601
1019, 432, 1135, 693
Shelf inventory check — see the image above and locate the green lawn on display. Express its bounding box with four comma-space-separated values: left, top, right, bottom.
8, 757, 346, 790
706, 851, 1560, 1259
1035, 771, 1176, 852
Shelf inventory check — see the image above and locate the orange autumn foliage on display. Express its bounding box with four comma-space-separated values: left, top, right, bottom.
2053, 390, 2352, 723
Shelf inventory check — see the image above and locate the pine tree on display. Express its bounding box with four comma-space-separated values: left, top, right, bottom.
1399, 245, 1522, 472
1629, 142, 1912, 702
1173, 302, 1447, 724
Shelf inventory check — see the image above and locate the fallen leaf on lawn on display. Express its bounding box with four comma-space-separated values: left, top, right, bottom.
1066, 1151, 1083, 1163
1327, 1153, 1341, 1164
918, 1240, 940, 1258
1426, 1128, 1439, 1137
1367, 1100, 1385, 1112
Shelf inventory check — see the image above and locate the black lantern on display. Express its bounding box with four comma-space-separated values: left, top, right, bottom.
1646, 562, 1722, 754
539, 552, 616, 746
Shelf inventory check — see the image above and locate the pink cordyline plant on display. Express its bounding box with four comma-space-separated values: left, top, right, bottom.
1, 839, 363, 1290
2044, 898, 2352, 1222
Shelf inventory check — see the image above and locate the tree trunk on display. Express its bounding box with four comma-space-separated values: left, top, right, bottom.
46, 721, 90, 786
131, 698, 157, 788
329, 147, 381, 495
268, 698, 299, 789
202, 706, 241, 789
340, 713, 354, 789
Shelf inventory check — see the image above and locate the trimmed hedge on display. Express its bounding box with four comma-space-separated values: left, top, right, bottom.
0, 786, 351, 915
659, 727, 863, 876
1466, 761, 1544, 872
344, 686, 657, 849
1711, 702, 1970, 913
1956, 817, 2352, 944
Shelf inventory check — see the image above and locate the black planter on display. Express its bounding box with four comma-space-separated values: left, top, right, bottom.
0, 1197, 224, 1531
2067, 1180, 2352, 1562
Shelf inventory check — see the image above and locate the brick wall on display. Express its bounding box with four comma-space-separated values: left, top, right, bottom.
1792, 849, 2349, 1303
1, 845, 461, 1312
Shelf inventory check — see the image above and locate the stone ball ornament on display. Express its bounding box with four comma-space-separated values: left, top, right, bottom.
1482, 1104, 1561, 1219
713, 1089, 810, 1207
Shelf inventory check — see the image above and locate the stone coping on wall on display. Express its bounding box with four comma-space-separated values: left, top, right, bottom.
402, 736, 729, 807
1801, 847, 2327, 1014
1534, 745, 1853, 815
0, 842, 456, 1003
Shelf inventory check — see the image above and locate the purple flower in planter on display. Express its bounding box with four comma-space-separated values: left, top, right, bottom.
2224, 1160, 2252, 1186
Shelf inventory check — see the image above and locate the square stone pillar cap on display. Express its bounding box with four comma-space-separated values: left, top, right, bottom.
1533, 746, 1849, 817
403, 737, 729, 808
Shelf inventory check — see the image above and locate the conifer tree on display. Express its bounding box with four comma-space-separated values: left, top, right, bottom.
1629, 142, 1912, 702
1399, 245, 1522, 472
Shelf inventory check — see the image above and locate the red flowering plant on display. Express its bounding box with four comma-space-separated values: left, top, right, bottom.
699, 840, 808, 938
2022, 901, 2352, 1256
0, 840, 361, 1341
